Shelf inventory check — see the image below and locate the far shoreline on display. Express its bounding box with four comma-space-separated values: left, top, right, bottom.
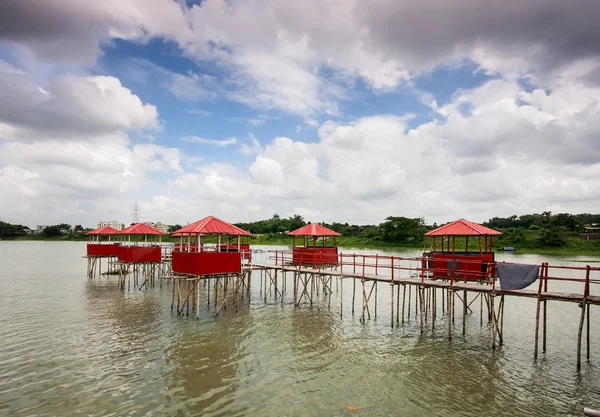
4, 235, 600, 257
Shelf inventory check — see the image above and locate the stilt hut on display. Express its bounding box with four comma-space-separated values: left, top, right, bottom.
171, 216, 252, 275
424, 218, 501, 282
85, 225, 121, 277
86, 225, 121, 257
288, 223, 340, 266
118, 222, 165, 263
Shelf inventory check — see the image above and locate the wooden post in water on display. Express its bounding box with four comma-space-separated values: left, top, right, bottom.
196, 278, 201, 319
419, 286, 425, 333
491, 294, 496, 349
463, 290, 467, 336
352, 278, 356, 315
577, 301, 586, 371
587, 303, 591, 360
402, 284, 406, 324
543, 266, 548, 353
448, 289, 453, 340
391, 284, 395, 328
407, 284, 411, 319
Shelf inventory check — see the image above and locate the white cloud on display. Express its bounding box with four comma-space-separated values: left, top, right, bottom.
0, 62, 159, 140
0, 61, 180, 226
187, 109, 213, 117
160, 78, 600, 225
4, 0, 600, 119
181, 136, 237, 147
1, 0, 600, 226
239, 133, 262, 156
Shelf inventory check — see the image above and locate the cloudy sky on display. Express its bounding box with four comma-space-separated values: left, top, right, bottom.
0, 0, 599, 228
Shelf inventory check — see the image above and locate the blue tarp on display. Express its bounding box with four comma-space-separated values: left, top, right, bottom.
496, 263, 540, 291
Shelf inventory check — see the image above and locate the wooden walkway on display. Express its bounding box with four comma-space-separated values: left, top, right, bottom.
253, 263, 600, 305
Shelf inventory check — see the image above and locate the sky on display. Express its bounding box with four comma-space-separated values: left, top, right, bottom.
0, 0, 599, 228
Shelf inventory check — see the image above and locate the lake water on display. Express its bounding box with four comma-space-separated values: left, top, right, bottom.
1, 241, 600, 416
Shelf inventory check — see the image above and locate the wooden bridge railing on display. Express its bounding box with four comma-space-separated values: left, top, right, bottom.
264, 249, 600, 298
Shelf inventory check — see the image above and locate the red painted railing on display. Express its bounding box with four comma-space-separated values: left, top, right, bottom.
264, 250, 600, 298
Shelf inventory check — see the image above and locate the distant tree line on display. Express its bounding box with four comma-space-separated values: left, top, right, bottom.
483, 212, 598, 247
235, 214, 427, 245
1, 211, 598, 248
0, 221, 86, 238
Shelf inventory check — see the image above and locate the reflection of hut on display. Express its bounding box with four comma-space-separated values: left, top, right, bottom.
288, 223, 340, 266
171, 216, 251, 276
85, 225, 121, 277
424, 218, 501, 282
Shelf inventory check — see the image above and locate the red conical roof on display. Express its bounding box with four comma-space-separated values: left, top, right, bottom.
120, 223, 165, 235
86, 226, 121, 235
173, 216, 251, 236
288, 223, 341, 236
425, 218, 501, 236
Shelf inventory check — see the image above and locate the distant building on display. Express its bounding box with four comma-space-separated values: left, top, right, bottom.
34, 225, 48, 234
154, 222, 168, 233
582, 224, 600, 240
96, 220, 124, 231
144, 221, 168, 233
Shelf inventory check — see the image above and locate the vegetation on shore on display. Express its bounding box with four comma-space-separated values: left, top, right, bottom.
1, 212, 599, 255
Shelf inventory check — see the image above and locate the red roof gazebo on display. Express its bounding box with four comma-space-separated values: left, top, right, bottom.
171, 216, 252, 276
85, 226, 121, 257
424, 218, 501, 282
118, 222, 165, 263
288, 223, 341, 266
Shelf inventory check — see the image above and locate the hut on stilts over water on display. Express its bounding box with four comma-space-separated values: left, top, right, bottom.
117, 222, 165, 289
170, 216, 252, 317
288, 223, 340, 266
423, 218, 502, 282
85, 225, 121, 278
287, 223, 341, 306
422, 218, 503, 343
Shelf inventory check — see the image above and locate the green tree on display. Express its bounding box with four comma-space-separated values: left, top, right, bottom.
168, 224, 182, 233
43, 225, 63, 237
0, 221, 28, 238
381, 216, 425, 243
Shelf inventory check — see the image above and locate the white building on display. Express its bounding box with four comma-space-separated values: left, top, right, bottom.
144, 221, 168, 233
96, 220, 124, 231
34, 225, 48, 234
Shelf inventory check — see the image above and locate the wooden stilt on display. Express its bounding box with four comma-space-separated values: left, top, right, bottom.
196, 278, 200, 319
577, 302, 586, 371
396, 284, 400, 324
448, 289, 453, 340
463, 290, 467, 336
391, 284, 395, 328
352, 278, 356, 315
491, 295, 496, 349
401, 284, 406, 324
407, 284, 412, 319
419, 286, 425, 334
587, 303, 591, 361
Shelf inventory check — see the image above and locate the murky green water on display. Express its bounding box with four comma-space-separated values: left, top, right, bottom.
1, 241, 599, 416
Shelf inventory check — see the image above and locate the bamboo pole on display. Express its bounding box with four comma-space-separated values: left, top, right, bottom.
402, 284, 406, 324
391, 284, 395, 328
448, 289, 453, 339
419, 286, 425, 333
577, 301, 586, 371
463, 290, 467, 336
